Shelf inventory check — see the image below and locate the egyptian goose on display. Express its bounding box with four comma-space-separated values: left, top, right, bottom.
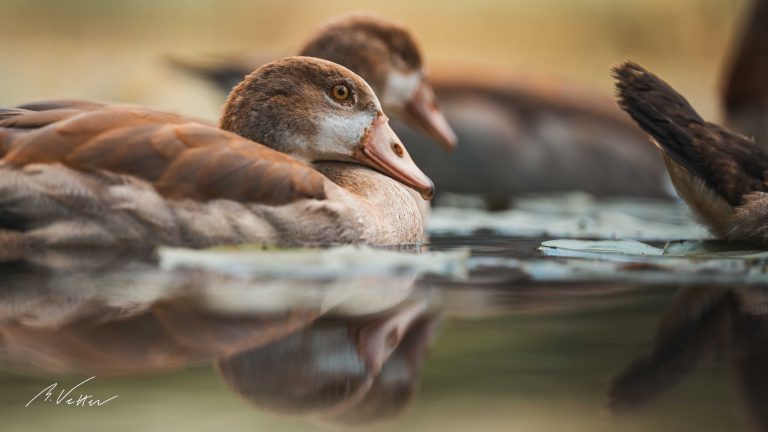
175, 13, 457, 151
722, 0, 768, 146
177, 15, 670, 206
0, 57, 434, 249
614, 61, 768, 246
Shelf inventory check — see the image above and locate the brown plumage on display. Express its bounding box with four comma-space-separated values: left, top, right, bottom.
219, 57, 379, 158
614, 61, 768, 245
298, 14, 422, 96
0, 106, 326, 205
0, 57, 432, 249
174, 15, 671, 203
173, 13, 457, 150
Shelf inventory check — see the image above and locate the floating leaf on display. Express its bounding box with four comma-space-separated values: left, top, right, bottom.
540, 239, 768, 261
540, 239, 663, 258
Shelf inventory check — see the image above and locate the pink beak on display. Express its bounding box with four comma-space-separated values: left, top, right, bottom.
404, 79, 458, 151
354, 113, 435, 200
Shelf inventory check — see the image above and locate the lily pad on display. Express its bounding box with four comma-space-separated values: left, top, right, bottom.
528, 238, 768, 284
540, 239, 768, 261
539, 239, 663, 258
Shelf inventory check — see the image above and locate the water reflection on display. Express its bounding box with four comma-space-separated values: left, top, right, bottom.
0, 250, 446, 428
610, 285, 768, 432
217, 301, 437, 427
6, 238, 768, 430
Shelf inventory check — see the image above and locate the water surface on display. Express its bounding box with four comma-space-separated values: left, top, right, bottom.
0, 197, 762, 431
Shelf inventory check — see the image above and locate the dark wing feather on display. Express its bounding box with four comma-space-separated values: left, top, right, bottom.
0, 108, 31, 121
0, 108, 90, 129
613, 61, 768, 206
1, 105, 327, 206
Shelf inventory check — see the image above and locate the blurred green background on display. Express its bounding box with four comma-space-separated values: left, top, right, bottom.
0, 0, 747, 121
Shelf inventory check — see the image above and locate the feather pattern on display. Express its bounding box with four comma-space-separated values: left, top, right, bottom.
613, 61, 768, 207
0, 105, 327, 205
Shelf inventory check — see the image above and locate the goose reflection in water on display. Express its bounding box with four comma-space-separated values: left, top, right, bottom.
0, 251, 443, 428
609, 285, 768, 432
218, 303, 437, 427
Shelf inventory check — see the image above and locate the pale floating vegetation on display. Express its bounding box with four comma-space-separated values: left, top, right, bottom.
429, 193, 707, 241
160, 245, 470, 279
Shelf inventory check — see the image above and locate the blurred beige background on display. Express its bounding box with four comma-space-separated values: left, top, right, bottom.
0, 0, 747, 121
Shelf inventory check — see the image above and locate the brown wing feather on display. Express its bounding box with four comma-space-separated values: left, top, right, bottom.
0, 108, 87, 157
4, 109, 178, 166
65, 124, 189, 182
0, 108, 33, 122
156, 125, 327, 204
0, 109, 86, 129
613, 61, 768, 206
1, 106, 327, 205
0, 109, 31, 156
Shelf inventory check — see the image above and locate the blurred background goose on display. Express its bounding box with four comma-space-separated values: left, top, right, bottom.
173, 14, 458, 152
172, 13, 673, 208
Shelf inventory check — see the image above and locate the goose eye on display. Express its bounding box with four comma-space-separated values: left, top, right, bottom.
331, 84, 350, 101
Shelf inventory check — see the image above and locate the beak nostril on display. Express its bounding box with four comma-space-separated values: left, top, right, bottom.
386, 329, 399, 349
391, 143, 404, 158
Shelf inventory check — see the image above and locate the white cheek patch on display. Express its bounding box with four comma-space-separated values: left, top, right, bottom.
312, 111, 376, 161
382, 71, 421, 108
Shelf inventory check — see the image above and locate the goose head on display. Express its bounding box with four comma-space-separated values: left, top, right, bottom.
299, 14, 457, 151
220, 56, 435, 200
